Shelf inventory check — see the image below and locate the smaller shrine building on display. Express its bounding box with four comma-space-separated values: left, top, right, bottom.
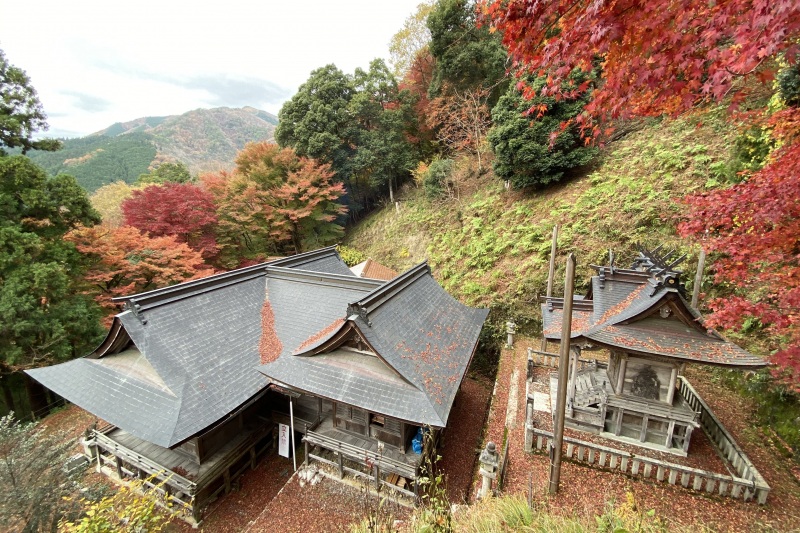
542, 247, 766, 455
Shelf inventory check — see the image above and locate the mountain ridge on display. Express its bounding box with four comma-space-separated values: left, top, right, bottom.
24, 106, 278, 192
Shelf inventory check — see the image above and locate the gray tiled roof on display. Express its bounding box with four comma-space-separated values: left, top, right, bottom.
27, 247, 354, 448
259, 262, 489, 427
542, 266, 765, 367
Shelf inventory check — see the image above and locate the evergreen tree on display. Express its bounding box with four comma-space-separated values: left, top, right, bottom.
488, 74, 597, 188
0, 156, 104, 371
0, 49, 60, 155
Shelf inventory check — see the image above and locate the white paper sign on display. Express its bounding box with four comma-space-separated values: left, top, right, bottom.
278, 423, 290, 458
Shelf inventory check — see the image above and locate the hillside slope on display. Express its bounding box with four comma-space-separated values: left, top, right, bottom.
345, 111, 736, 333
25, 106, 277, 192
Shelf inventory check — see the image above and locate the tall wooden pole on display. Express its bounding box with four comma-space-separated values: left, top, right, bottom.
691, 249, 706, 309
541, 225, 559, 352
549, 253, 576, 495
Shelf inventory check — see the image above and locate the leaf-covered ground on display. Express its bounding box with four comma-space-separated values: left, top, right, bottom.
478, 336, 800, 532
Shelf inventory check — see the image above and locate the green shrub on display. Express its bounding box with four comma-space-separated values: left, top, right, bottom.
778, 63, 800, 107
337, 245, 367, 267
423, 158, 455, 199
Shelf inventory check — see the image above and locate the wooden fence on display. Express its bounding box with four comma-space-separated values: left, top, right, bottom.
529, 428, 769, 504
677, 377, 770, 502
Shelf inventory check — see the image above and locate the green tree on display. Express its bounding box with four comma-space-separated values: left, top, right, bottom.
0, 413, 79, 532
350, 59, 418, 209
135, 161, 192, 185
0, 156, 104, 371
277, 62, 419, 219
275, 64, 356, 181
426, 0, 507, 102
0, 49, 60, 155
488, 74, 598, 188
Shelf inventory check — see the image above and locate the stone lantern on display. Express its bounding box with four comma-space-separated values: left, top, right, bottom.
478, 441, 499, 499
506, 321, 517, 348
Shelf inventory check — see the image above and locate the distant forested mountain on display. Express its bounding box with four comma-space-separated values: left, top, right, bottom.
24, 106, 277, 191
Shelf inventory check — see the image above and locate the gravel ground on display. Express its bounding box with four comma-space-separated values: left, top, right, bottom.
477, 336, 800, 532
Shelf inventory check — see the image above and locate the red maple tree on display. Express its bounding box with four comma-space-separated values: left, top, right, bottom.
484, 0, 800, 382
482, 0, 800, 134
121, 182, 219, 262
679, 108, 800, 389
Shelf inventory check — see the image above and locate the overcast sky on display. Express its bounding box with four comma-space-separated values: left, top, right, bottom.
0, 0, 424, 138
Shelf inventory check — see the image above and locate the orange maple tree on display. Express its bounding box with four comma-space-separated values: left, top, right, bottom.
68, 226, 212, 321
208, 143, 346, 266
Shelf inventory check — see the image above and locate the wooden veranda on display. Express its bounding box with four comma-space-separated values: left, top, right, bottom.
86, 421, 274, 524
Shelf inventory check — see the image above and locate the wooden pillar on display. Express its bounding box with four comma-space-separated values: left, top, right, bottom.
567, 347, 579, 406
550, 253, 576, 495
616, 356, 628, 394
374, 464, 380, 490
541, 224, 559, 352
289, 397, 297, 472
683, 426, 693, 453
304, 434, 309, 468
250, 447, 257, 469
666, 420, 676, 449
692, 249, 706, 309
639, 416, 649, 442
223, 468, 231, 494
192, 503, 201, 524
614, 408, 624, 436
338, 445, 344, 479
115, 456, 123, 479
666, 367, 678, 405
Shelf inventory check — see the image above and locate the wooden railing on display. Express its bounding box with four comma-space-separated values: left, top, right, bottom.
677, 377, 770, 503
88, 422, 275, 522
303, 429, 418, 499
88, 428, 196, 513
529, 428, 769, 504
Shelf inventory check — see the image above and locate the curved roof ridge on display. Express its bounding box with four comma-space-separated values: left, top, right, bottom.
267, 245, 340, 268
113, 246, 348, 314
265, 265, 384, 290
347, 261, 430, 323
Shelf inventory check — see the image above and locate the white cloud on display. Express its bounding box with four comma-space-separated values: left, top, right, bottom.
0, 0, 424, 137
